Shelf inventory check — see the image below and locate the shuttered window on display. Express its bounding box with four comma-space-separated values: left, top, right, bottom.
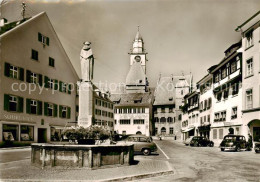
213, 129, 217, 139
4, 62, 24, 81
59, 105, 71, 119
4, 94, 23, 113
26, 99, 42, 115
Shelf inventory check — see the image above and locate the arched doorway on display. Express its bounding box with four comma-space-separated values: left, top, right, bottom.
136, 131, 142, 135
161, 127, 166, 136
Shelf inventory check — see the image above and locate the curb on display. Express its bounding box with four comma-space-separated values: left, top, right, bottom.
100, 170, 174, 182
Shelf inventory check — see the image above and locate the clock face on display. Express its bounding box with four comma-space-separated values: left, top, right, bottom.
134, 56, 141, 62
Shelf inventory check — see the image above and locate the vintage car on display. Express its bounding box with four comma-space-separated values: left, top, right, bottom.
189, 136, 214, 147
220, 135, 250, 152
254, 142, 260, 153
116, 135, 157, 155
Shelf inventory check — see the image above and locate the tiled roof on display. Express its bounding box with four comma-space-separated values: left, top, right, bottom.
153, 75, 191, 105
126, 61, 146, 86
110, 88, 154, 107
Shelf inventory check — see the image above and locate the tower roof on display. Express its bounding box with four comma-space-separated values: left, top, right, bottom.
126, 61, 146, 86
134, 30, 143, 41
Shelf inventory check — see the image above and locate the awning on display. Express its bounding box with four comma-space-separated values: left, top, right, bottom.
183, 127, 195, 132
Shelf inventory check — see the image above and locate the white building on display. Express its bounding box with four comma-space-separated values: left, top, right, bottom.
0, 12, 79, 144
235, 11, 260, 146
209, 41, 243, 145
181, 91, 200, 141
196, 73, 213, 139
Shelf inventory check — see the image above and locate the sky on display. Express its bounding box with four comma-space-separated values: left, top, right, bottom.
1, 0, 260, 87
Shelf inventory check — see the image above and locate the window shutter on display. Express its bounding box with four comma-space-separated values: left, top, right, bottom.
68, 84, 72, 94
59, 105, 62, 117
38, 32, 42, 42
4, 94, 9, 111
38, 74, 43, 86
46, 37, 49, 46
26, 70, 31, 83
67, 107, 71, 119
54, 104, 58, 117
26, 99, 31, 114
37, 101, 42, 115
59, 81, 63, 92
54, 80, 58, 90
18, 97, 24, 113
4, 63, 10, 77
19, 68, 24, 81
44, 102, 48, 116
44, 76, 49, 88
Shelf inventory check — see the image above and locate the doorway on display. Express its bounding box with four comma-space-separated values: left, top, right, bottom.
38, 128, 47, 143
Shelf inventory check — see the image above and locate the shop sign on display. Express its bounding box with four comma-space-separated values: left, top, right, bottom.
2, 113, 33, 122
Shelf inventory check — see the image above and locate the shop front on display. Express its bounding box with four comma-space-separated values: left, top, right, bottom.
198, 124, 211, 139
248, 119, 260, 146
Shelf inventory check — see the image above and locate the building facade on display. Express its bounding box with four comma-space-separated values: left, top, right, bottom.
153, 75, 191, 139
209, 42, 243, 145
197, 74, 213, 139
0, 12, 79, 144
181, 91, 200, 141
235, 11, 260, 146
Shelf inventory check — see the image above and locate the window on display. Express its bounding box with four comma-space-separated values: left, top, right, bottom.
59, 105, 71, 119
119, 119, 130, 125
230, 61, 237, 73
44, 102, 57, 117
170, 127, 174, 134
3, 124, 18, 141
245, 30, 253, 48
246, 89, 253, 109
128, 108, 132, 113
217, 92, 222, 101
123, 108, 127, 113
114, 120, 117, 125
30, 100, 37, 114
31, 72, 37, 84
160, 117, 166, 123
155, 128, 158, 135
167, 117, 173, 123
38, 32, 49, 46
221, 67, 227, 79
161, 107, 165, 113
9, 96, 18, 112
213, 129, 217, 139
48, 78, 54, 89
246, 58, 253, 77
232, 83, 239, 96
219, 129, 223, 139
4, 94, 23, 113
223, 89, 229, 99
231, 107, 237, 119
26, 70, 42, 85
204, 100, 207, 110
214, 113, 219, 122
207, 115, 210, 123
208, 98, 212, 109
178, 114, 182, 121
49, 57, 55, 67
154, 117, 159, 123
220, 111, 226, 121
20, 125, 34, 141
4, 63, 24, 81
48, 103, 53, 117
142, 108, 145, 113
134, 119, 144, 124
31, 49, 38, 61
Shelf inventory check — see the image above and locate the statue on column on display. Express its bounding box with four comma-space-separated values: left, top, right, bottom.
80, 41, 94, 82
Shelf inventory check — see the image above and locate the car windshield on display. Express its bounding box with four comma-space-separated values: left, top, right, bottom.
127, 136, 149, 142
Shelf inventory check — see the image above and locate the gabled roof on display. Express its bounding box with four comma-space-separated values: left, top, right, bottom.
126, 61, 146, 86
1, 12, 79, 80
153, 75, 191, 105
110, 89, 154, 107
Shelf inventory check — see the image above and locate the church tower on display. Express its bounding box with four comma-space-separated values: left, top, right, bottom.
126, 28, 148, 93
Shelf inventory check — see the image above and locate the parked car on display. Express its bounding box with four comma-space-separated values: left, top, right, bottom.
117, 135, 157, 155
254, 142, 260, 153
189, 136, 214, 147
220, 135, 250, 152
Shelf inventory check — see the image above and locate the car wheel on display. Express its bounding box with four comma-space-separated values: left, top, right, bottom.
221, 148, 224, 151
208, 143, 214, 147
236, 147, 241, 152
142, 149, 151, 156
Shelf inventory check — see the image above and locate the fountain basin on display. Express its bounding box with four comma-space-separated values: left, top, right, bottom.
31, 143, 134, 169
